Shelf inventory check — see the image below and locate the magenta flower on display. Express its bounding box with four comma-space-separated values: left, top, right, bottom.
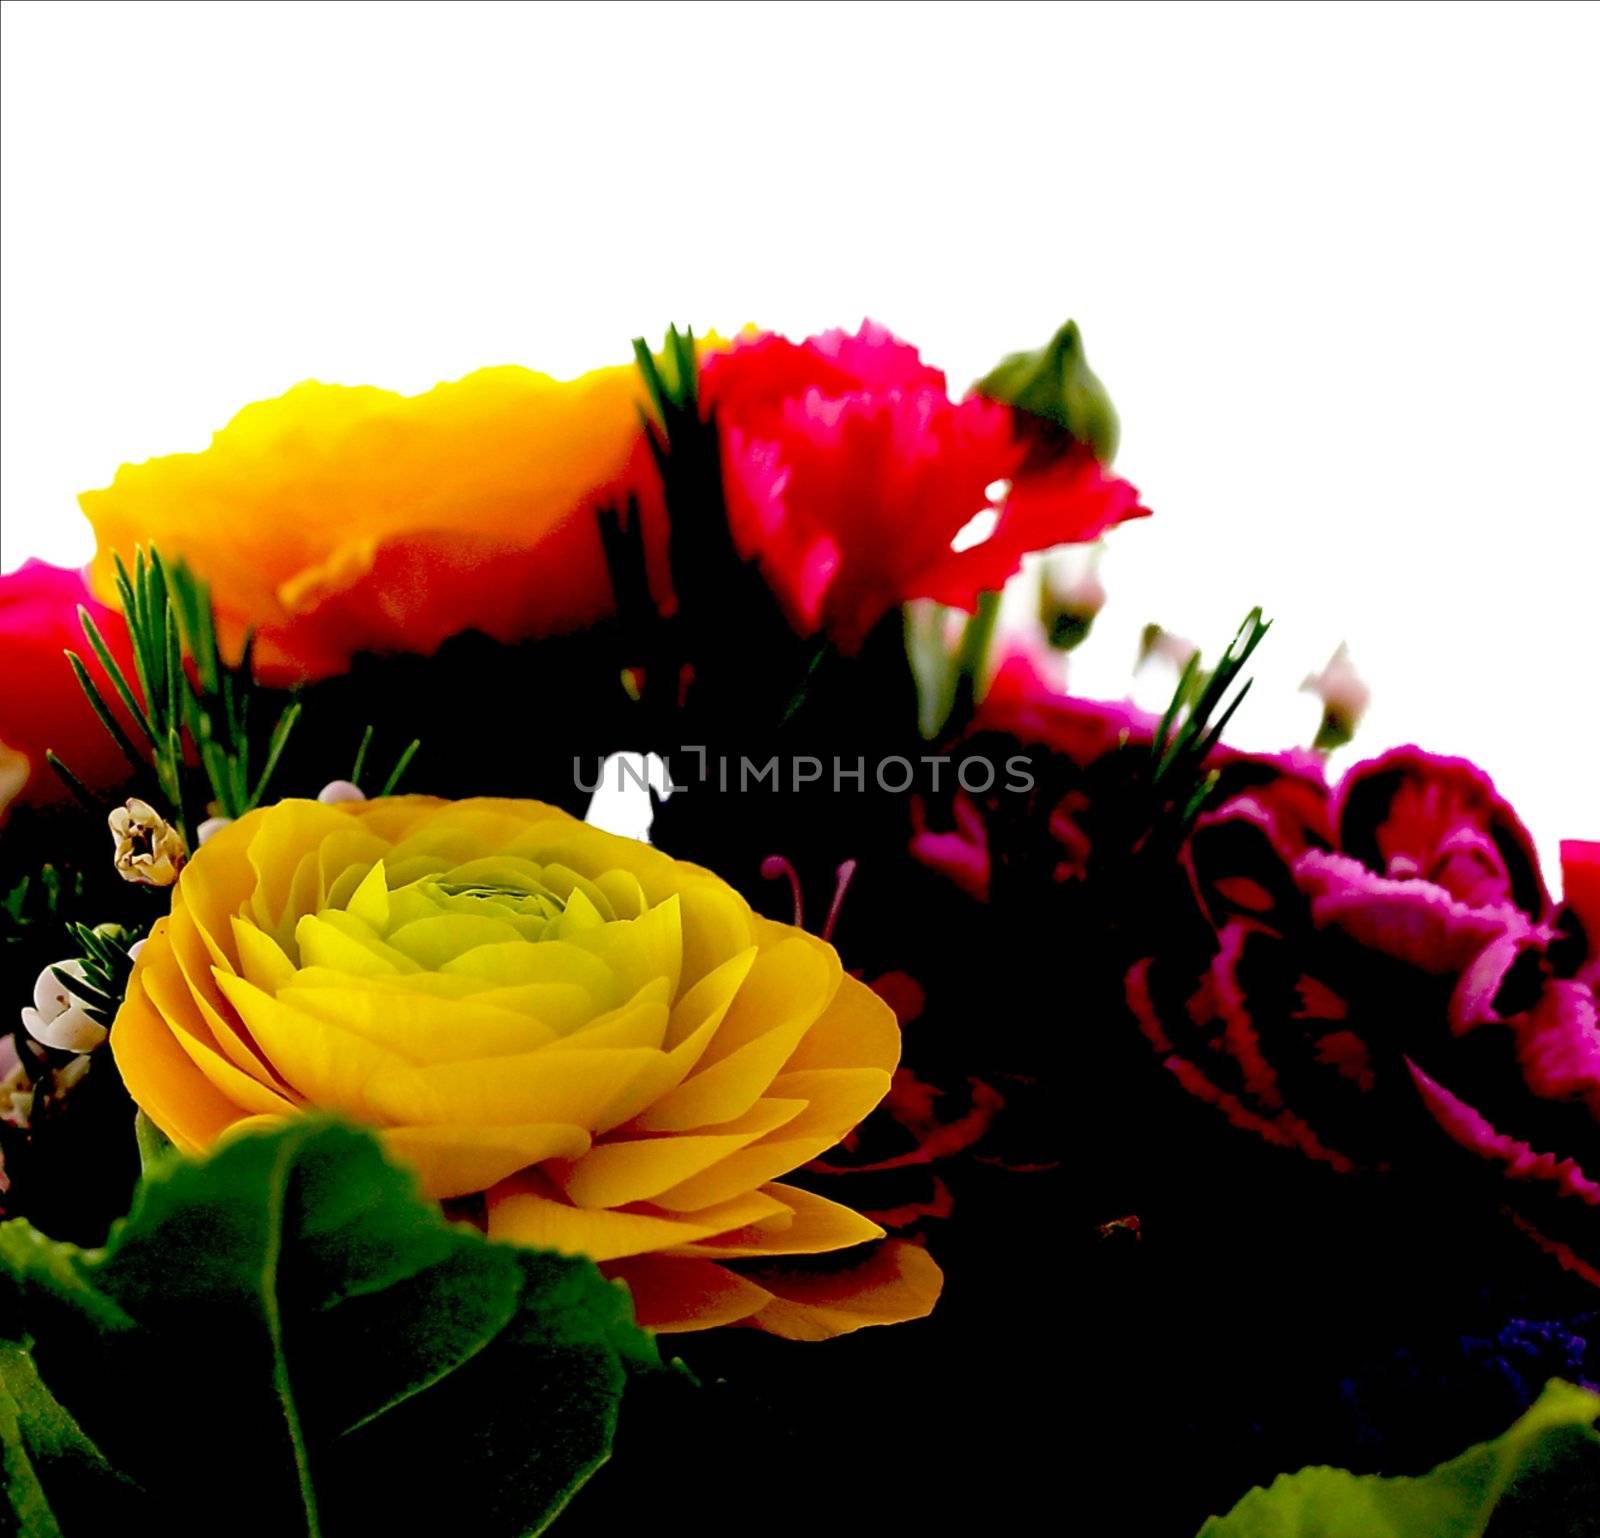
1130, 747, 1600, 1285
0, 560, 139, 817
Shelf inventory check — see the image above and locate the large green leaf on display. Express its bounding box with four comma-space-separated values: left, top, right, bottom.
0, 1119, 663, 1537
1199, 1379, 1600, 1538
0, 1339, 146, 1537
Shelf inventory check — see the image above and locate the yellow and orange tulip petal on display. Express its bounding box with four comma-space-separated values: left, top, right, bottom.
111, 795, 941, 1337
81, 366, 658, 682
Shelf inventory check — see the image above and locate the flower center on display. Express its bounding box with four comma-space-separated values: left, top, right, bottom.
275, 851, 682, 1043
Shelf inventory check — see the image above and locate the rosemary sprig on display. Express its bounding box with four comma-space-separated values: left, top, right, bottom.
1149, 607, 1271, 828
55, 546, 301, 837
342, 726, 421, 797
634, 326, 765, 632
376, 738, 422, 797
350, 724, 376, 788
1, 866, 83, 940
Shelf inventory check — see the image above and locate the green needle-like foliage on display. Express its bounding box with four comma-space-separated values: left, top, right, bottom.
1150, 607, 1271, 827
55, 548, 301, 837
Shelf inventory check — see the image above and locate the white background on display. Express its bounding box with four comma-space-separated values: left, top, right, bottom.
3, 1, 1595, 876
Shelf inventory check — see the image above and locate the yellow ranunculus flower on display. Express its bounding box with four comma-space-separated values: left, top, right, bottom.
80, 365, 654, 683
111, 795, 941, 1338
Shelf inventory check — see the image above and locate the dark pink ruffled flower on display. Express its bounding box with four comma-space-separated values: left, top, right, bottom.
701, 323, 1148, 652
1130, 747, 1600, 1286
0, 560, 138, 817
1334, 746, 1548, 916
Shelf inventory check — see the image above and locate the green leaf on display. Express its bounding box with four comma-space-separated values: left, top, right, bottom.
0, 1119, 663, 1537
1197, 1379, 1600, 1538
0, 1339, 147, 1535
973, 318, 1121, 463
131, 1111, 171, 1175
903, 592, 1005, 741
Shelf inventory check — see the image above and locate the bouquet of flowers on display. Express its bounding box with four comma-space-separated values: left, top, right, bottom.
2, 320, 1595, 1536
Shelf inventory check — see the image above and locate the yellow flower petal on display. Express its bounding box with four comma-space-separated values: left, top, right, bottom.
215, 972, 406, 1118
603, 1256, 774, 1333
439, 938, 622, 1000
546, 979, 672, 1052
566, 893, 683, 1000
111, 937, 254, 1152
380, 1123, 592, 1201
628, 940, 835, 1133
550, 1098, 805, 1210
648, 1081, 890, 1214
386, 913, 530, 968
274, 983, 558, 1063
294, 909, 418, 976
762, 1066, 895, 1144
744, 1241, 945, 1340
672, 1182, 885, 1259
344, 858, 391, 929
364, 1046, 670, 1130
486, 1175, 786, 1263
244, 800, 359, 939
698, 931, 840, 1067
781, 970, 901, 1076
141, 951, 300, 1119
229, 915, 297, 993
167, 898, 283, 1086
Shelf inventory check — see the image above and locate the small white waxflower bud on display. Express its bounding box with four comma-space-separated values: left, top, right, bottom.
317, 780, 366, 805
1039, 548, 1107, 651
1137, 623, 1200, 674
1302, 643, 1371, 751
109, 798, 187, 886
21, 959, 108, 1053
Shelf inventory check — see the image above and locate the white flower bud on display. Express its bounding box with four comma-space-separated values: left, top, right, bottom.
1137, 623, 1200, 674
22, 959, 108, 1053
317, 780, 367, 805
32, 957, 87, 1017
110, 798, 187, 886
1301, 643, 1371, 751
1039, 548, 1107, 652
